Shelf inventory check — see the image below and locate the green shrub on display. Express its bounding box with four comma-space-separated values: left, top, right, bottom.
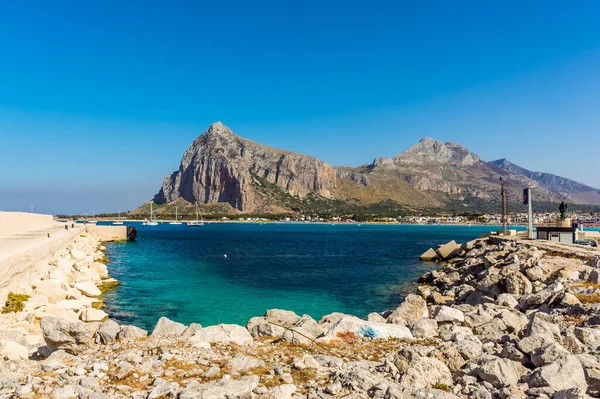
2, 292, 30, 313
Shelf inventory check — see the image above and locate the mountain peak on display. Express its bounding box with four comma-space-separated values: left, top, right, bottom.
393, 138, 481, 167
203, 121, 234, 137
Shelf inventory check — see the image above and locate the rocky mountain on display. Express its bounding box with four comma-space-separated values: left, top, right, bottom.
339, 138, 563, 207
148, 124, 599, 215
490, 158, 600, 205
153, 122, 336, 212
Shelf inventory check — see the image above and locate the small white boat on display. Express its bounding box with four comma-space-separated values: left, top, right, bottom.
169, 207, 183, 225
187, 202, 204, 227
142, 203, 159, 226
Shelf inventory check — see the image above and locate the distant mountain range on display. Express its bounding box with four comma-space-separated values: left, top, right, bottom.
489, 158, 600, 205
139, 122, 600, 215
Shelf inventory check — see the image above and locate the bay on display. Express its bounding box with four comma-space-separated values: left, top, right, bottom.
102, 223, 523, 331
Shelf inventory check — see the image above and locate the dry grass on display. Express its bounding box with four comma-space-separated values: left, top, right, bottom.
562, 315, 586, 325
577, 281, 600, 289
575, 293, 600, 304
109, 369, 150, 390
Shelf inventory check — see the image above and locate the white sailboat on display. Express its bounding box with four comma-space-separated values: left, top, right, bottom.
142, 203, 158, 226
187, 202, 204, 227
169, 207, 183, 225
113, 211, 124, 225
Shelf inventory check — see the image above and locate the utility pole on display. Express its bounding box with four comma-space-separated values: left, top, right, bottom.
523, 187, 533, 239
500, 177, 507, 236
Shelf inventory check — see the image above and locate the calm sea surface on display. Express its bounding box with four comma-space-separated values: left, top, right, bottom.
101, 223, 524, 330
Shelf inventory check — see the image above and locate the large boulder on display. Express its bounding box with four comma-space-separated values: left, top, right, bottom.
190, 324, 253, 345
151, 317, 187, 337
40, 316, 94, 354
263, 384, 297, 399
576, 354, 600, 392
318, 312, 350, 331
181, 323, 203, 338
531, 342, 571, 367
246, 317, 286, 339
79, 308, 108, 322
33, 279, 67, 303
523, 355, 587, 393
96, 319, 120, 344
0, 340, 29, 360
318, 316, 413, 342
179, 375, 259, 399
73, 281, 102, 297
230, 354, 265, 372
246, 309, 323, 344
477, 357, 527, 388
504, 272, 533, 296
574, 327, 600, 352
436, 241, 461, 260
420, 248, 439, 261
521, 281, 565, 310
407, 318, 438, 339
518, 333, 555, 355
389, 294, 429, 323
398, 356, 452, 388
433, 306, 465, 323
117, 325, 148, 341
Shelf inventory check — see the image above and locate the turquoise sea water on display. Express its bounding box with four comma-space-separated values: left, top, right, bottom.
102, 223, 524, 331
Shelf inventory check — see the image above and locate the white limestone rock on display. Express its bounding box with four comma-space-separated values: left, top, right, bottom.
399, 356, 452, 389
117, 325, 148, 341
230, 354, 264, 372
74, 281, 102, 297
389, 294, 429, 322
477, 357, 527, 388
190, 324, 253, 345
79, 308, 108, 322
0, 339, 29, 360
179, 375, 259, 399
523, 355, 587, 393
433, 306, 465, 323
151, 317, 187, 337
40, 316, 94, 354
319, 316, 413, 342
96, 319, 120, 344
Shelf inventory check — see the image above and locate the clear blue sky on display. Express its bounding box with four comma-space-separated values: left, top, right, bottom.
1, 1, 599, 214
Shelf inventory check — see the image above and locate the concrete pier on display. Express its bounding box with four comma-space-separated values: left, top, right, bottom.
0, 212, 126, 303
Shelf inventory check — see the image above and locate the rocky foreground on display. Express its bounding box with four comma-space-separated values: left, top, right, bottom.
2, 235, 600, 398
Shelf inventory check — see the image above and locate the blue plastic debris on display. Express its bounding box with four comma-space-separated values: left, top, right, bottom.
358, 325, 378, 339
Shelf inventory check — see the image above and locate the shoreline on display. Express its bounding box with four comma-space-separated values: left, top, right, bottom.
1, 228, 600, 398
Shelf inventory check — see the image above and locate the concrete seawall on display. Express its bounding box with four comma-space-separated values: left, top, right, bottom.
0, 212, 127, 303
0, 223, 83, 303
84, 224, 127, 241
0, 212, 54, 239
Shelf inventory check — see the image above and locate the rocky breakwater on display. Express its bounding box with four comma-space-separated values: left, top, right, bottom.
0, 231, 118, 362
2, 237, 600, 398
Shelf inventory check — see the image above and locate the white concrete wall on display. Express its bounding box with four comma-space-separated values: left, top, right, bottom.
84, 225, 127, 241
0, 225, 83, 303
0, 212, 54, 238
